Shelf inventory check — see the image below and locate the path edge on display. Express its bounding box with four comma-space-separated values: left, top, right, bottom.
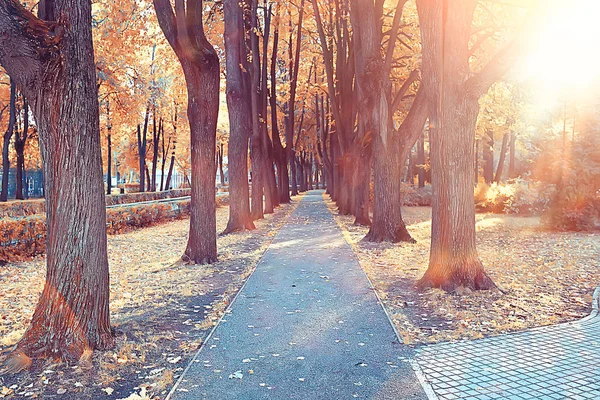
321, 192, 437, 399
165, 196, 305, 400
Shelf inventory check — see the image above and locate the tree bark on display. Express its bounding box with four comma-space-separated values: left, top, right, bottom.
106, 100, 112, 195
154, 0, 220, 264
286, 1, 305, 198
474, 138, 479, 183
159, 125, 170, 191
494, 131, 510, 183
0, 0, 114, 360
269, 10, 289, 204
249, 0, 265, 220
164, 104, 178, 191
151, 114, 161, 192
350, 0, 425, 242
137, 107, 149, 192
417, 130, 426, 188
15, 95, 29, 200
1, 79, 16, 202
415, 0, 520, 291
483, 128, 494, 184
223, 0, 255, 233
508, 132, 516, 178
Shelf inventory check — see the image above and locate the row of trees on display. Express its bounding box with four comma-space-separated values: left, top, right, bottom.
0, 0, 537, 365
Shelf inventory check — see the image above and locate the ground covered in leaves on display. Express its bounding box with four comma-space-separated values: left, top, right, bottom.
325, 195, 600, 345
0, 197, 302, 399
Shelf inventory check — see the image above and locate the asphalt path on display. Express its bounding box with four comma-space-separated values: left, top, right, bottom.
168, 190, 427, 400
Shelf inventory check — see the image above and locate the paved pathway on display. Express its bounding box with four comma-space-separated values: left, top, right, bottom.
169, 191, 427, 400
413, 292, 600, 400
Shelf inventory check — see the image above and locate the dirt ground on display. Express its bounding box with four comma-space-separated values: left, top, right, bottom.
0, 196, 302, 399
324, 196, 600, 345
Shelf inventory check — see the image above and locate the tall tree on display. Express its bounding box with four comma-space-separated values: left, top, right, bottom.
349, 0, 428, 241
0, 0, 114, 361
285, 1, 305, 198
154, 0, 220, 264
269, 8, 289, 204
223, 0, 255, 233
417, 0, 531, 290
249, 0, 266, 219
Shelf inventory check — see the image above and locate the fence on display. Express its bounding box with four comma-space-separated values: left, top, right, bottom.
0, 169, 44, 199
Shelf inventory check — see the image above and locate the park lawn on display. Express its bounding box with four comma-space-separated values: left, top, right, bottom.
0, 196, 302, 400
325, 196, 600, 345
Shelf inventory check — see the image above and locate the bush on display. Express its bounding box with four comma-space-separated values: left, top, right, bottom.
0, 215, 46, 262
0, 189, 193, 218
474, 178, 552, 215
0, 193, 230, 262
402, 184, 432, 206
0, 199, 46, 218
540, 124, 600, 231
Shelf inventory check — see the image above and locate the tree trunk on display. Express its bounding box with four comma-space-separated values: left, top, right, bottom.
350, 0, 424, 242
160, 130, 169, 191
416, 0, 501, 291
483, 128, 494, 184
286, 0, 305, 199
352, 144, 371, 226
164, 105, 178, 190
249, 0, 265, 220
15, 96, 29, 200
494, 131, 510, 183
406, 147, 414, 185
0, 0, 114, 360
223, 0, 255, 233
137, 108, 149, 192
261, 3, 278, 211
508, 132, 516, 178
0, 79, 16, 202
417, 130, 426, 188
154, 0, 220, 264
419, 93, 494, 291
105, 100, 112, 195
151, 115, 161, 192
269, 14, 290, 204
474, 138, 479, 183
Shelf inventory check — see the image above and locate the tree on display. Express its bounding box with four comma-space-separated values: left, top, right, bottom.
137, 106, 150, 192
348, 0, 428, 240
0, 78, 15, 202
222, 0, 255, 232
0, 0, 114, 361
14, 91, 28, 200
417, 0, 531, 290
154, 0, 220, 264
285, 1, 305, 198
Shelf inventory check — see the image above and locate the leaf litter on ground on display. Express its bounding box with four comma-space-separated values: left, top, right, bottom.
0, 196, 303, 399
324, 194, 600, 345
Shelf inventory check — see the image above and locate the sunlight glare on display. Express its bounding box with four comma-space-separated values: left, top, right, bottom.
517, 0, 600, 97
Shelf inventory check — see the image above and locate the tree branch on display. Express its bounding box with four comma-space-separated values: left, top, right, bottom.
391, 69, 419, 114
153, 0, 179, 53
465, 3, 540, 97
0, 0, 59, 93
384, 0, 408, 73
397, 84, 427, 149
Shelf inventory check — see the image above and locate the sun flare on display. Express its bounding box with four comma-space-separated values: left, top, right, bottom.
518, 0, 600, 95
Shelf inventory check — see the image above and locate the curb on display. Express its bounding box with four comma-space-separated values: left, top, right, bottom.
410, 283, 600, 400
